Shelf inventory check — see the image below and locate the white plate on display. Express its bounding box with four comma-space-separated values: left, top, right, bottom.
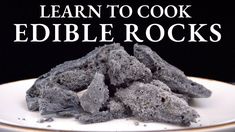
0, 77, 235, 132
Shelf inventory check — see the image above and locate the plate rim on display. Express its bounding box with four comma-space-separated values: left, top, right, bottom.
0, 77, 234, 132
1, 120, 235, 132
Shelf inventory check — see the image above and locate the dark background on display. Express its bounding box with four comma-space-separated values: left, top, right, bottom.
0, 0, 234, 84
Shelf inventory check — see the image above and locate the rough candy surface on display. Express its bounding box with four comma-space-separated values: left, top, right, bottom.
76, 98, 131, 124
150, 80, 171, 92
38, 87, 80, 115
107, 98, 131, 119
108, 49, 152, 87
115, 82, 199, 126
76, 111, 113, 124
80, 73, 109, 114
25, 43, 211, 126
26, 94, 39, 111
150, 80, 191, 103
26, 43, 122, 111
134, 44, 212, 98
53, 69, 93, 92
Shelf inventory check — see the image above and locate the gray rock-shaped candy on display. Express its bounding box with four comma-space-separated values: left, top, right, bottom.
150, 79, 171, 92
38, 87, 80, 115
108, 49, 152, 87
115, 82, 199, 126
26, 94, 39, 111
26, 43, 122, 111
47, 43, 123, 78
76, 111, 113, 124
25, 43, 211, 126
52, 69, 94, 92
107, 98, 131, 119
150, 80, 191, 103
80, 73, 109, 114
26, 77, 51, 111
134, 44, 211, 98
76, 98, 130, 124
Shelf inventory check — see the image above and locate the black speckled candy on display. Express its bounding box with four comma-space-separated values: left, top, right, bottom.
115, 82, 199, 126
134, 44, 212, 98
25, 43, 211, 126
80, 73, 109, 114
